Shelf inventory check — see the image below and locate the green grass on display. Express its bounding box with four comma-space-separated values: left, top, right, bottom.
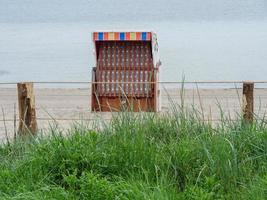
0, 108, 266, 199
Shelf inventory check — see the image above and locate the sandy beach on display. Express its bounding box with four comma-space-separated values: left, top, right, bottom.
1, 86, 267, 141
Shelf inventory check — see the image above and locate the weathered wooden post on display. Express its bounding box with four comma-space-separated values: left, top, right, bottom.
17, 82, 37, 135
242, 82, 254, 123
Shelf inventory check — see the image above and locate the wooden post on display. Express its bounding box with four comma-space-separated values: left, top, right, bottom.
242, 82, 254, 123
17, 82, 37, 135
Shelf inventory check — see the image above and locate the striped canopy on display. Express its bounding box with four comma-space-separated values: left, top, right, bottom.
93, 32, 152, 41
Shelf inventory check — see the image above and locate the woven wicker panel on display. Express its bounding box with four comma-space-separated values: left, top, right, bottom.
96, 41, 154, 97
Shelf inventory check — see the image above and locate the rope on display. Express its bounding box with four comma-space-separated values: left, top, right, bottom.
1, 81, 267, 85
0, 118, 241, 122
0, 118, 110, 122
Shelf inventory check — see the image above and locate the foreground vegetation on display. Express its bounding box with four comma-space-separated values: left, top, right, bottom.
0, 109, 267, 199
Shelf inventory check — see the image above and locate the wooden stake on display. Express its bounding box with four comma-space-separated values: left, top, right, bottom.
242, 82, 254, 123
17, 82, 37, 135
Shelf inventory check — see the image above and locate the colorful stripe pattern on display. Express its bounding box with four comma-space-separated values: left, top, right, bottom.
93, 32, 152, 41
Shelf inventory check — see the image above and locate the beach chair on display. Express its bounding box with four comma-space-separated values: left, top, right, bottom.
91, 32, 161, 112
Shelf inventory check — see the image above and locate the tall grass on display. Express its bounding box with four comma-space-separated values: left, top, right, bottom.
0, 104, 266, 199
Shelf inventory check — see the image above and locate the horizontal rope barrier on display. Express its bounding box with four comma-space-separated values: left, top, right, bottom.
0, 118, 111, 122
1, 81, 267, 85
0, 118, 242, 122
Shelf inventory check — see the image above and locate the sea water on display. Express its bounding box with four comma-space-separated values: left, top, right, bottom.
0, 1, 267, 85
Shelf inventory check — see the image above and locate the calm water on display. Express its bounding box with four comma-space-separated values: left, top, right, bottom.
1, 0, 267, 83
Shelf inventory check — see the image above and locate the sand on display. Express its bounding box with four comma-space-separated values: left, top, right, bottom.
1, 86, 267, 141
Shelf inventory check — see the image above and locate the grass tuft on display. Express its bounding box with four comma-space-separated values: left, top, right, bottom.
0, 104, 266, 199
